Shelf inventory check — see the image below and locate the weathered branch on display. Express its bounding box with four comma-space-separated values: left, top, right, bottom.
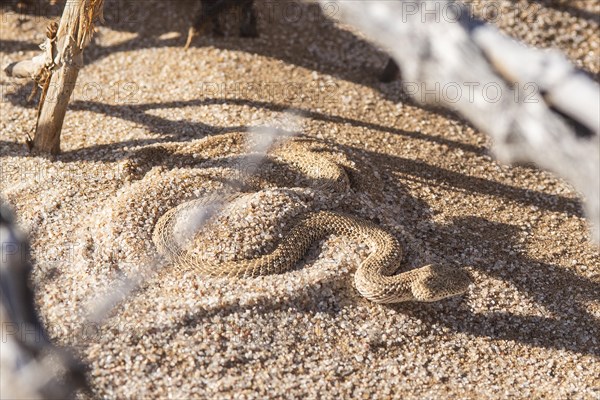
319, 0, 600, 241
3, 0, 104, 154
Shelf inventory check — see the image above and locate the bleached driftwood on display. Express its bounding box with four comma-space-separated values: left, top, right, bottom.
319, 0, 600, 241
3, 0, 104, 154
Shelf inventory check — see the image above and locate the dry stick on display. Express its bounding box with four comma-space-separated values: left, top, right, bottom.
34, 0, 103, 154
318, 0, 600, 241
4, 0, 104, 154
33, 51, 82, 154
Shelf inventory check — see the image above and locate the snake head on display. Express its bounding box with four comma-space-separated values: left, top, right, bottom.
411, 264, 472, 302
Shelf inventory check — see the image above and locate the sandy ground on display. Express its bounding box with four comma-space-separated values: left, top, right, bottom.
1, 0, 599, 398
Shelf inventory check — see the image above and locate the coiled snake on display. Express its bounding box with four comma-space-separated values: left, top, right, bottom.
152, 137, 471, 303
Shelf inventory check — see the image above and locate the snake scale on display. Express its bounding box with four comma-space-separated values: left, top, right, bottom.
152, 136, 472, 303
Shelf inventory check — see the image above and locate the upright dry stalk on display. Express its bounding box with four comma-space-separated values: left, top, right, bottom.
4, 0, 104, 154
34, 0, 104, 154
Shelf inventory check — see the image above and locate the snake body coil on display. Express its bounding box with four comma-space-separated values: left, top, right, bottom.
153, 197, 471, 303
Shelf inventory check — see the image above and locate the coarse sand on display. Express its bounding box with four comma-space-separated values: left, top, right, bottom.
1, 0, 599, 398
